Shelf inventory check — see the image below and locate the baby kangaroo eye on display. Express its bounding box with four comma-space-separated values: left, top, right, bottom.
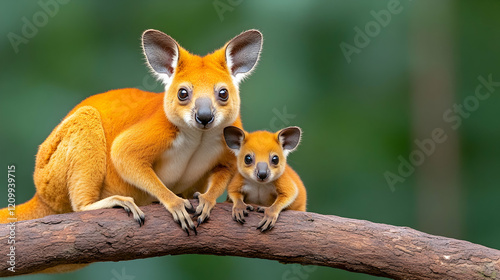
271, 155, 279, 165
244, 154, 253, 165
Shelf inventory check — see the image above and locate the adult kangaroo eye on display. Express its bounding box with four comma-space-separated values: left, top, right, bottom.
178, 88, 189, 101
244, 154, 253, 165
271, 155, 279, 165
218, 88, 229, 101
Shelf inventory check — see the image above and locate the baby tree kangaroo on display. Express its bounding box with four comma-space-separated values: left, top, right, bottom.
0, 29, 263, 237
224, 126, 307, 231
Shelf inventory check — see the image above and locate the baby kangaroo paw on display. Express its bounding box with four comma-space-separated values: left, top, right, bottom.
232, 202, 252, 224
257, 208, 280, 232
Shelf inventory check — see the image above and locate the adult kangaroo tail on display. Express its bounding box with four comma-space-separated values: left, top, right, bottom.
0, 194, 56, 223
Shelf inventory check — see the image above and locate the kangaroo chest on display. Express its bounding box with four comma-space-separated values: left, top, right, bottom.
154, 130, 224, 194
241, 180, 278, 206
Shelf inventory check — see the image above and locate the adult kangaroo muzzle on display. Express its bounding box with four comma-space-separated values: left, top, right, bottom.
195, 97, 214, 128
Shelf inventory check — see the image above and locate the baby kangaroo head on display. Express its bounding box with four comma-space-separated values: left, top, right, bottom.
224, 126, 302, 184
142, 29, 262, 131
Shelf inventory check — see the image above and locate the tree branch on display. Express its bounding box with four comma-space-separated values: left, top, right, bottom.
1, 201, 499, 279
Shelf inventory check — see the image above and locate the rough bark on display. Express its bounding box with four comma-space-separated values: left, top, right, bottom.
0, 201, 499, 279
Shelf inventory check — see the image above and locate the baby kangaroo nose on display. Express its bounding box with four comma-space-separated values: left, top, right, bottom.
195, 98, 214, 126
256, 162, 269, 181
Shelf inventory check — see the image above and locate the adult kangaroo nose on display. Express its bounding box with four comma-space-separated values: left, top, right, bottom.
195, 98, 214, 127
256, 162, 269, 181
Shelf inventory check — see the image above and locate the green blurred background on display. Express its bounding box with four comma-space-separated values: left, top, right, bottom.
1, 0, 499, 279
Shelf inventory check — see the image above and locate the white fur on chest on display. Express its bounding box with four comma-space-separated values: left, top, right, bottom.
241, 180, 278, 206
154, 129, 224, 194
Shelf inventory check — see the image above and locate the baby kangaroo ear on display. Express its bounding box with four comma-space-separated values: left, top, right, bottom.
277, 126, 302, 155
142, 29, 179, 85
225, 29, 263, 85
224, 126, 246, 153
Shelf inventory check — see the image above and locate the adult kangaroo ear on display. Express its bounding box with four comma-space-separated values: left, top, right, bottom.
277, 126, 302, 157
223, 126, 246, 155
142, 29, 179, 86
225, 29, 263, 85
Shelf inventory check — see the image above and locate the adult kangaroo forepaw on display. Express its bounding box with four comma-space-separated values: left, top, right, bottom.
165, 198, 197, 236
193, 192, 216, 227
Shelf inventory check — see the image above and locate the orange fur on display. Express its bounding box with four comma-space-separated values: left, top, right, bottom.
0, 29, 263, 242
225, 127, 306, 231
